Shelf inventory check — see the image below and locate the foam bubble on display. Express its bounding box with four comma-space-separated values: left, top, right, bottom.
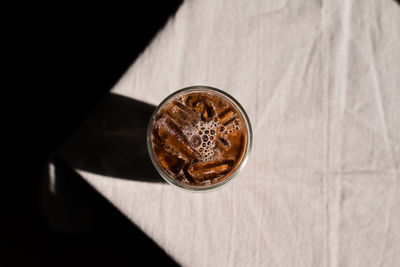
172, 96, 241, 162
184, 114, 221, 161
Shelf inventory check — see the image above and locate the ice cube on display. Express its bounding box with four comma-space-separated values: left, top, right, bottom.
196, 101, 215, 122
218, 108, 238, 126
166, 101, 199, 127
184, 94, 205, 107
219, 137, 230, 147
154, 146, 185, 175
156, 118, 200, 161
187, 159, 234, 180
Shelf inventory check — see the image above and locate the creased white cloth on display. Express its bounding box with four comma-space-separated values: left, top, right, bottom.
76, 0, 400, 266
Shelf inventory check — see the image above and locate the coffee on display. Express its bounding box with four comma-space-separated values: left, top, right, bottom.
149, 88, 249, 188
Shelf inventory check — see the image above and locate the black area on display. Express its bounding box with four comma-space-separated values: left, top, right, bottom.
5, 1, 183, 266
43, 158, 177, 266
25, 2, 183, 154
56, 93, 163, 183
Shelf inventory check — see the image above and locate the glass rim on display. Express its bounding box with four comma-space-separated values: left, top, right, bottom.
146, 85, 253, 192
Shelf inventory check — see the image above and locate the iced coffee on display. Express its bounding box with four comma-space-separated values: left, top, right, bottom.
148, 86, 251, 189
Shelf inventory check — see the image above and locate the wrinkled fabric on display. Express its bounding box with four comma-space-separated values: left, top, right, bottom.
76, 0, 400, 266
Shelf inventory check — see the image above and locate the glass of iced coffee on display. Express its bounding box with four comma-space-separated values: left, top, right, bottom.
147, 86, 252, 191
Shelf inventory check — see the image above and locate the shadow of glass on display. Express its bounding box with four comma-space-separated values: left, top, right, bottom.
55, 92, 164, 183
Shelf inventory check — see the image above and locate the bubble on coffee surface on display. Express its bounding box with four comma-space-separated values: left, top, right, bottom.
184, 105, 242, 165
192, 117, 218, 161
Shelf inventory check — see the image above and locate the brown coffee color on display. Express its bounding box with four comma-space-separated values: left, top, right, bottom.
151, 90, 247, 186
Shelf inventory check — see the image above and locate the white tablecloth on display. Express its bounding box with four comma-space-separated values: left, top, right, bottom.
73, 0, 400, 266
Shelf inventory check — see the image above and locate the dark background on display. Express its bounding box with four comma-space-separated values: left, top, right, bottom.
5, 2, 182, 266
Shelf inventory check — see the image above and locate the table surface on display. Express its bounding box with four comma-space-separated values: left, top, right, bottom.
68, 0, 400, 266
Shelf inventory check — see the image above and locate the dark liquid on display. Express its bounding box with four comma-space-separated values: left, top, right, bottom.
151, 90, 248, 186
